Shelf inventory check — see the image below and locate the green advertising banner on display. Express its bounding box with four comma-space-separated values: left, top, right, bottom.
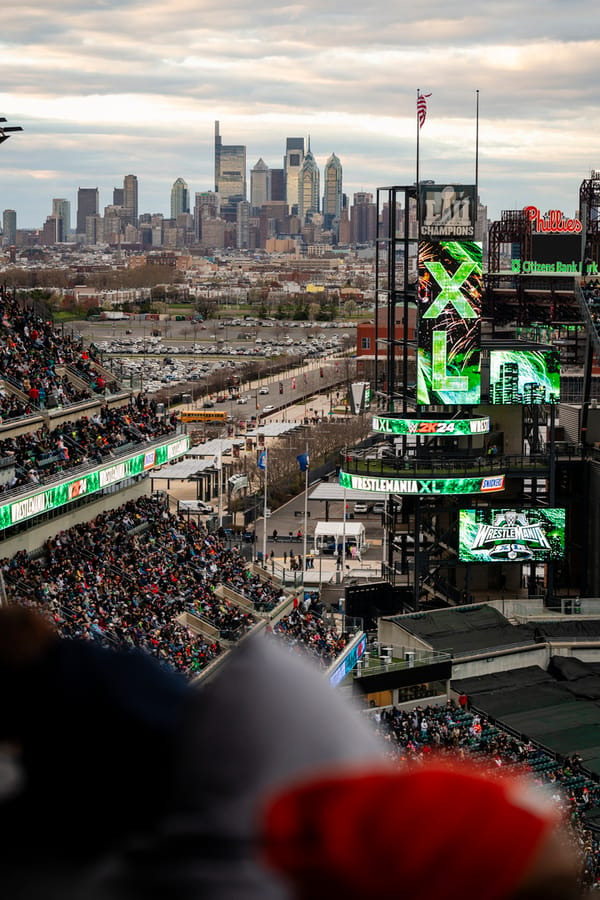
339, 470, 505, 495
0, 435, 190, 531
372, 415, 490, 436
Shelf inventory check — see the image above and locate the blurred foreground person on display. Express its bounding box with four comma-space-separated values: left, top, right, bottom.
261, 760, 586, 900
0, 606, 190, 899
0, 608, 386, 898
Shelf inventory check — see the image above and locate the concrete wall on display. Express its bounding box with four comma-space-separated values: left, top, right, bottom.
451, 645, 549, 680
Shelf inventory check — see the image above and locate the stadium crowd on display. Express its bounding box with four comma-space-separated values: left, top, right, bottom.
0, 286, 117, 422
1, 495, 290, 675
0, 395, 179, 492
272, 596, 350, 669
370, 701, 600, 891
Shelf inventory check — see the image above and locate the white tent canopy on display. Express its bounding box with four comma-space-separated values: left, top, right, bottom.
313, 520, 367, 553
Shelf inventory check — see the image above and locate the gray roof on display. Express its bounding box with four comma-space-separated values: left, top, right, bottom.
308, 483, 389, 502
385, 604, 537, 655
152, 458, 216, 479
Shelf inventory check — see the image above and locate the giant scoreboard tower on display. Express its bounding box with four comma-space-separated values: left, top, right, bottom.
340, 183, 572, 610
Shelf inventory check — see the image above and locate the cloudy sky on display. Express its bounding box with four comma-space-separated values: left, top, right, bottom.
1, 0, 599, 229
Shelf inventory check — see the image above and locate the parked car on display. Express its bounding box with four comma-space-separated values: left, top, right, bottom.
353, 502, 370, 514
372, 502, 386, 515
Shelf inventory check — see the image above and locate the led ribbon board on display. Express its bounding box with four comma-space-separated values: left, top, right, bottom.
339, 470, 504, 495
459, 508, 566, 562
489, 349, 560, 404
417, 240, 482, 405
0, 435, 190, 530
372, 415, 490, 436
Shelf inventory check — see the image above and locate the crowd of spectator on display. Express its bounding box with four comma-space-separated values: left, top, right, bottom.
0, 286, 118, 422
370, 701, 600, 891
1, 495, 285, 675
272, 593, 350, 668
0, 394, 179, 493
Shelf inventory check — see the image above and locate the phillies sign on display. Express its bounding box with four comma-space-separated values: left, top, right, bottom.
524, 206, 582, 234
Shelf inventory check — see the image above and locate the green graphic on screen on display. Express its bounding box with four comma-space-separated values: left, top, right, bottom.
417, 240, 482, 405
459, 507, 565, 562
489, 349, 560, 404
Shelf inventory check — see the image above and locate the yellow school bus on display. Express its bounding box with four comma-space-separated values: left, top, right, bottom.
180, 410, 228, 424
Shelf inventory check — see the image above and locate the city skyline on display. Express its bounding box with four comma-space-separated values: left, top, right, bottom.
2, 2, 600, 227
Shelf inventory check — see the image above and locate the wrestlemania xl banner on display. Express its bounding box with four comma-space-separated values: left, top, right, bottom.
417, 185, 481, 405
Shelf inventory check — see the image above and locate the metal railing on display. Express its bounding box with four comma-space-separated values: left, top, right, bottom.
341, 452, 551, 478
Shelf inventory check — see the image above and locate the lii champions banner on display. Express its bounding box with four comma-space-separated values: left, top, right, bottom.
459, 507, 566, 562
417, 240, 482, 405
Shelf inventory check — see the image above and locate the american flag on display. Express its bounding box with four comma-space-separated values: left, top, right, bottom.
417, 92, 432, 128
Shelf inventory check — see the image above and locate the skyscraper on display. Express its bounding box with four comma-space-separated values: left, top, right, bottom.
236, 200, 250, 249
270, 168, 285, 202
350, 192, 377, 243
194, 191, 220, 242
52, 199, 71, 240
171, 178, 190, 219
214, 120, 246, 222
76, 188, 99, 236
123, 175, 138, 227
284, 137, 304, 214
2, 209, 16, 247
250, 159, 270, 214
322, 153, 342, 230
298, 141, 320, 225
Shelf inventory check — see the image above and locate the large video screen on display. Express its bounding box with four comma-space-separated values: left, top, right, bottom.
459, 508, 566, 562
489, 349, 560, 404
417, 240, 482, 406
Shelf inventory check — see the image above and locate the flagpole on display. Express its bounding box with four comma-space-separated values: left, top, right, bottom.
475, 89, 480, 215
416, 88, 420, 209
217, 441, 223, 528
302, 441, 309, 596
262, 446, 268, 565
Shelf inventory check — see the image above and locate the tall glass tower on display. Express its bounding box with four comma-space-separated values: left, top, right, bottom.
323, 153, 342, 230
76, 188, 99, 236
298, 141, 320, 225
123, 174, 139, 226
171, 178, 190, 218
284, 137, 304, 215
251, 159, 270, 214
52, 199, 71, 240
2, 209, 16, 246
214, 120, 246, 222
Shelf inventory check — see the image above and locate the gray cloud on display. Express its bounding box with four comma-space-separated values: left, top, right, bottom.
1, 0, 600, 226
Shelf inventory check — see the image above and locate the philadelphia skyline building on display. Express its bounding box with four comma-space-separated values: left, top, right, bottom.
170, 177, 190, 219
2, 209, 17, 247
298, 140, 320, 225
250, 159, 270, 214
123, 174, 139, 227
284, 137, 304, 215
51, 198, 71, 240
76, 187, 99, 236
322, 152, 343, 231
214, 120, 246, 222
